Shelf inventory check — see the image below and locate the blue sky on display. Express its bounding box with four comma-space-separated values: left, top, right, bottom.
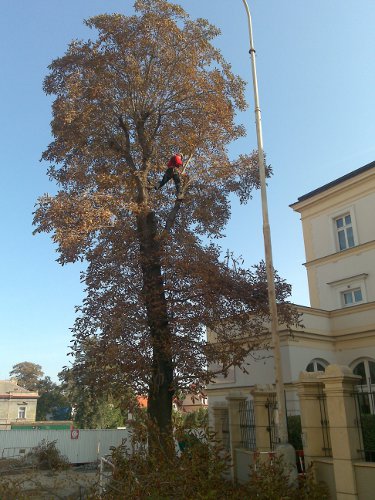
1, 0, 374, 381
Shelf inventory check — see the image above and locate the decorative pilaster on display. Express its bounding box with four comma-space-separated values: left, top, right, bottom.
295, 371, 327, 464
319, 365, 362, 500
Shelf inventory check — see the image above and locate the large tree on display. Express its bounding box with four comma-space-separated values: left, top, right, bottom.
10, 362, 44, 391
10, 362, 70, 420
34, 0, 298, 447
35, 376, 70, 421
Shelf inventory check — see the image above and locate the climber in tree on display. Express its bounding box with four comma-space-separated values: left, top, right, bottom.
156, 153, 184, 197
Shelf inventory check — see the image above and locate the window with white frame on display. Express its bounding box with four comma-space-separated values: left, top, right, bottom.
341, 287, 363, 306
306, 358, 328, 372
327, 273, 368, 309
18, 406, 26, 419
335, 213, 355, 250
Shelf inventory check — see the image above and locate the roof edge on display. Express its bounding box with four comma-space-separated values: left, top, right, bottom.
291, 160, 375, 207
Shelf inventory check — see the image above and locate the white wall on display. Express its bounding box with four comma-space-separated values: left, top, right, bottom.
0, 429, 130, 463
295, 170, 375, 310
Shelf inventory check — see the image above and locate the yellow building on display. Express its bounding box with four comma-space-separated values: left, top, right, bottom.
208, 160, 375, 418
0, 379, 38, 430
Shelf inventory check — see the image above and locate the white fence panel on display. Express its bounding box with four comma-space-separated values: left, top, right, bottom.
0, 429, 130, 463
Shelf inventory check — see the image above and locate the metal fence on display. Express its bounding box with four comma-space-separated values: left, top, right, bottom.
0, 429, 130, 464
353, 384, 375, 462
239, 400, 256, 450
265, 394, 279, 450
317, 383, 332, 457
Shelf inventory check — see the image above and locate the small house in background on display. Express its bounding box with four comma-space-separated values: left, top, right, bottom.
0, 379, 39, 430
178, 393, 208, 413
127, 393, 207, 420
137, 393, 207, 413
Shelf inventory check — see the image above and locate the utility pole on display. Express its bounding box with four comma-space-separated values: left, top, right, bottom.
241, 0, 288, 444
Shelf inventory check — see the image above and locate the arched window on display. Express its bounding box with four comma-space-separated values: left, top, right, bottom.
352, 359, 375, 386
306, 359, 328, 372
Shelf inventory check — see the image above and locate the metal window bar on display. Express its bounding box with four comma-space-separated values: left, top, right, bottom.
265, 394, 279, 450
354, 382, 375, 462
353, 385, 366, 460
317, 384, 332, 457
239, 400, 256, 450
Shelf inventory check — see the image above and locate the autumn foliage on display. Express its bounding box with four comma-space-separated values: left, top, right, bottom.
34, 0, 298, 444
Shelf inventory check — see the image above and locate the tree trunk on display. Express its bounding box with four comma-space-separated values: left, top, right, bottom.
136, 211, 174, 452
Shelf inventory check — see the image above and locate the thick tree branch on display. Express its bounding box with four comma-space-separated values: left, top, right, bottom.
118, 115, 136, 170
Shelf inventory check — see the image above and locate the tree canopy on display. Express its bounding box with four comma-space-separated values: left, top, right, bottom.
34, 0, 298, 441
10, 362, 44, 391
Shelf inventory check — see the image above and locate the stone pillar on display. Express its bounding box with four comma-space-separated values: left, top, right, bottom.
250, 385, 275, 452
295, 371, 327, 464
212, 405, 227, 445
319, 365, 362, 500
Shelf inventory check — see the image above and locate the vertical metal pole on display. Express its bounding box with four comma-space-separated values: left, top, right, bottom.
99, 457, 104, 495
241, 0, 288, 444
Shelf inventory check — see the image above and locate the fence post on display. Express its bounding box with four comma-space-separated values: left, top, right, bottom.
295, 371, 327, 464
250, 385, 276, 452
319, 365, 362, 500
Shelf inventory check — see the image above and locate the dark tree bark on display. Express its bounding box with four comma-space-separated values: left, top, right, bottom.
137, 210, 174, 445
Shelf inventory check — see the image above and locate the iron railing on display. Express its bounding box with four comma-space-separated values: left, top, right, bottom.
239, 400, 256, 450
265, 394, 279, 450
353, 383, 375, 462
317, 383, 332, 457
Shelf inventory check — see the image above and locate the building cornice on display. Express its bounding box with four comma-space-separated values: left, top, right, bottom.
295, 304, 331, 317
207, 382, 296, 395
326, 273, 368, 287
303, 240, 375, 268
327, 300, 375, 317
332, 328, 375, 342
283, 302, 375, 340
